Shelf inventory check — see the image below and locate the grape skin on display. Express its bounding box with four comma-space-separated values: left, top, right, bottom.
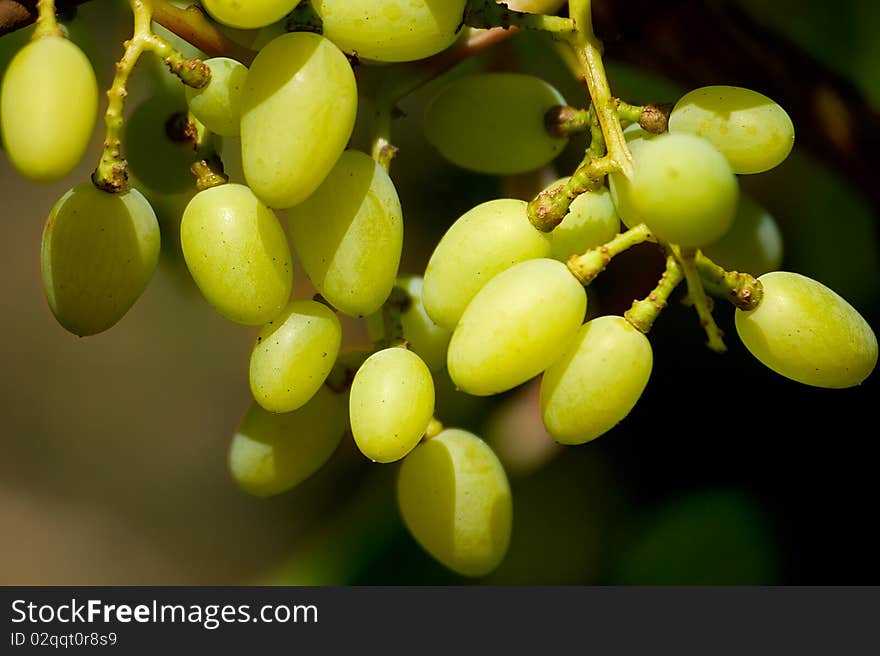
702, 194, 783, 276
397, 429, 512, 577
185, 57, 247, 138
202, 0, 299, 29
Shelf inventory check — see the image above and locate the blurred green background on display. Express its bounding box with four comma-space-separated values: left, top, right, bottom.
1, 0, 878, 585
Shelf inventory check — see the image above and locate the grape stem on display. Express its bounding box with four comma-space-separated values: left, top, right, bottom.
376, 286, 410, 350
694, 252, 764, 311
567, 223, 656, 284
624, 254, 684, 334
672, 246, 727, 353
463, 0, 574, 34
369, 100, 399, 173
528, 152, 616, 231
152, 2, 255, 63
32, 0, 60, 38
191, 157, 228, 191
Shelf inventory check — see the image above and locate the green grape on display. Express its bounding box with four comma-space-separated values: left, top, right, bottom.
41, 182, 160, 337
399, 277, 453, 372
448, 258, 587, 396
397, 429, 513, 577
228, 386, 347, 497
615, 133, 738, 248
735, 272, 878, 388
669, 85, 795, 174
249, 299, 342, 413
313, 0, 467, 62
202, 0, 299, 29
702, 194, 783, 276
349, 347, 435, 463
1, 36, 97, 182
288, 150, 403, 317
185, 57, 247, 137
180, 183, 292, 325
422, 199, 551, 329
241, 32, 357, 208
608, 125, 655, 230
540, 316, 653, 445
544, 181, 620, 260
424, 73, 568, 175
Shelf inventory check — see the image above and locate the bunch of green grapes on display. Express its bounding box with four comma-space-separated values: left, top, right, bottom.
1, 0, 876, 579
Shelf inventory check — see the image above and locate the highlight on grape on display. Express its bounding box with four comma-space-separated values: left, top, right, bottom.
1, 0, 876, 579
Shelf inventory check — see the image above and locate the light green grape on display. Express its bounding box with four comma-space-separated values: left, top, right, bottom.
228, 386, 347, 497
202, 0, 299, 29
702, 195, 783, 276
615, 133, 738, 248
608, 125, 655, 230
350, 347, 435, 463
41, 183, 160, 337
669, 85, 795, 174
249, 299, 342, 413
1, 36, 97, 182
313, 0, 467, 62
422, 199, 551, 329
397, 429, 512, 577
424, 73, 568, 175
541, 316, 652, 445
185, 57, 247, 137
241, 32, 357, 209
180, 183, 292, 325
448, 258, 587, 396
544, 181, 620, 260
735, 272, 878, 388
288, 150, 403, 317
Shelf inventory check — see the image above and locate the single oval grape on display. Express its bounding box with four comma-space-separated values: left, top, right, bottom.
202, 0, 299, 29
424, 73, 568, 175
350, 347, 435, 463
541, 316, 653, 445
228, 386, 346, 497
702, 194, 783, 276
185, 57, 247, 137
397, 429, 512, 577
448, 258, 587, 396
313, 0, 467, 62
608, 125, 655, 230
180, 183, 292, 325
735, 272, 877, 388
241, 32, 357, 209
41, 183, 160, 337
288, 150, 403, 317
669, 85, 795, 174
422, 199, 551, 329
1, 36, 97, 182
249, 299, 342, 413
544, 181, 620, 260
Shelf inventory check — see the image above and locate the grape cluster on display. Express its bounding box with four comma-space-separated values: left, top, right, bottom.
1, 0, 877, 578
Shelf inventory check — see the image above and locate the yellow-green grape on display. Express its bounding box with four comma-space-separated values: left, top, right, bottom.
735, 272, 878, 388
702, 195, 783, 276
313, 0, 467, 62
397, 429, 513, 577
399, 276, 453, 372
229, 386, 346, 497
350, 348, 435, 463
202, 0, 299, 29
180, 183, 292, 325
669, 85, 795, 174
448, 258, 587, 396
241, 32, 357, 209
545, 181, 620, 260
288, 150, 403, 317
424, 73, 568, 175
249, 299, 342, 413
185, 57, 247, 137
541, 316, 652, 445
1, 36, 97, 181
41, 183, 160, 337
422, 199, 551, 329
608, 126, 655, 230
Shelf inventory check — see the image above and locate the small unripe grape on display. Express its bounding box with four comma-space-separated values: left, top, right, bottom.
702, 195, 783, 276
398, 429, 512, 577
288, 150, 403, 317
350, 347, 435, 463
241, 32, 357, 208
669, 85, 795, 174
202, 0, 299, 29
541, 316, 653, 445
180, 183, 292, 325
229, 386, 347, 497
735, 272, 877, 388
185, 57, 247, 137
544, 181, 620, 260
424, 73, 568, 175
422, 199, 551, 329
249, 300, 342, 413
1, 36, 97, 182
448, 258, 587, 396
41, 183, 160, 337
